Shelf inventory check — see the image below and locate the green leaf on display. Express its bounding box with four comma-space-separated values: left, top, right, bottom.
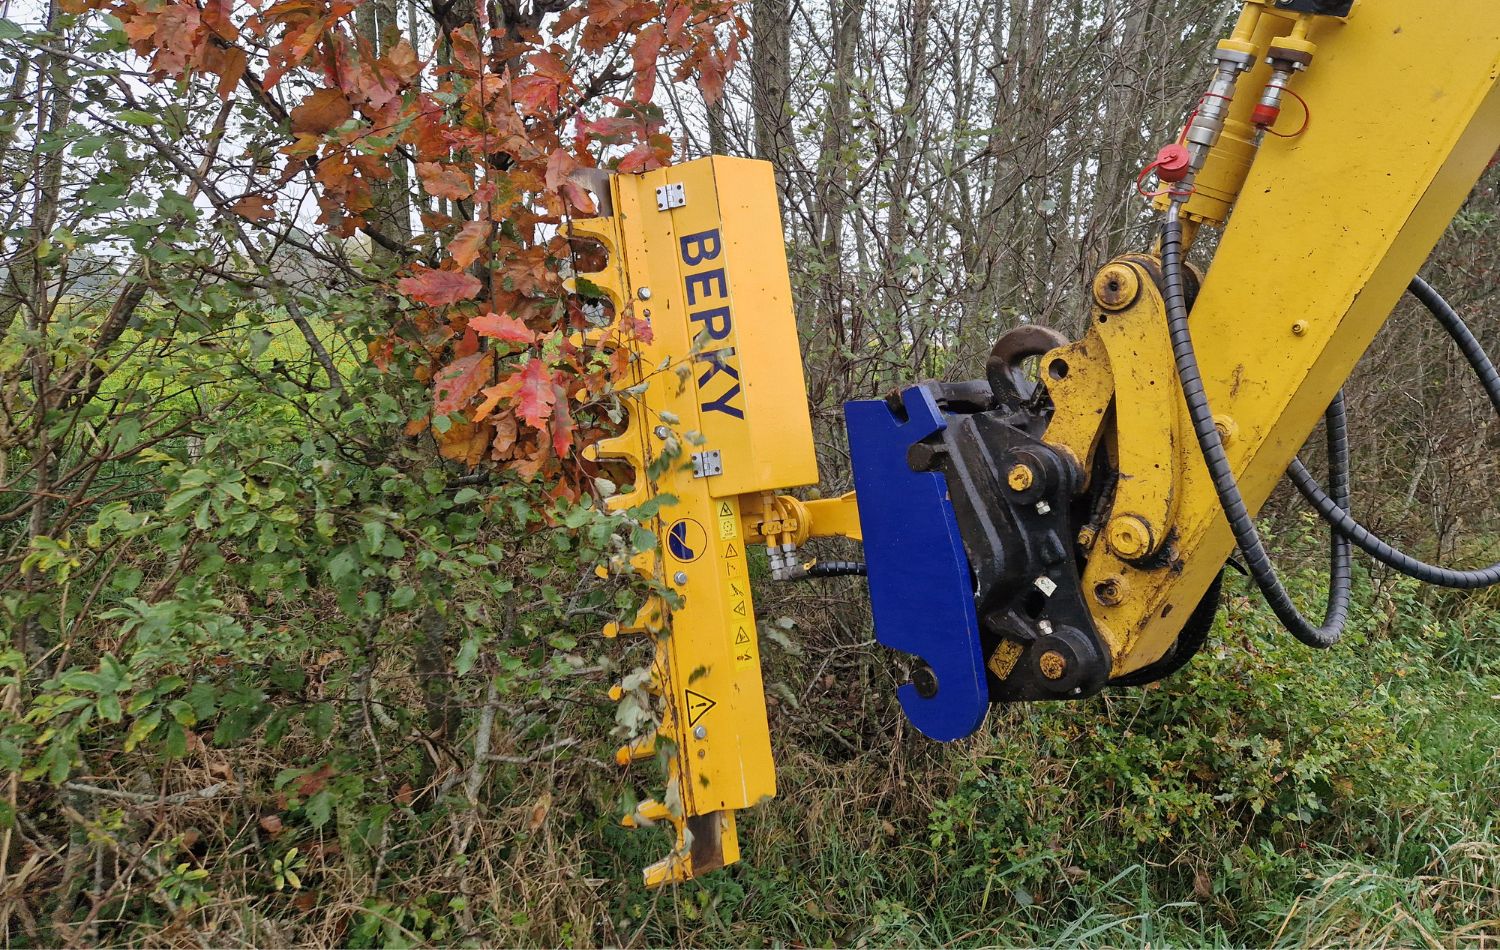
118, 109, 160, 127
455, 633, 481, 676
305, 790, 333, 828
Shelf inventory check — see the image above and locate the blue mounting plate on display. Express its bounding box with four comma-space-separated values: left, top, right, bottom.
844, 387, 988, 742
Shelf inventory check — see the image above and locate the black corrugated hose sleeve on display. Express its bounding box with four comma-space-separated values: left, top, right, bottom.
1160, 212, 1352, 648
804, 560, 868, 578
1286, 276, 1500, 589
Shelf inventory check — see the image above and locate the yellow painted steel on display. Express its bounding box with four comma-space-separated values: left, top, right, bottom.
570, 157, 819, 885
1063, 0, 1500, 674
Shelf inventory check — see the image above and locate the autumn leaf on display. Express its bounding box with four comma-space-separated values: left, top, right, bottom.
550, 383, 575, 457
448, 220, 489, 268
433, 350, 493, 416
544, 148, 579, 192
231, 194, 276, 222
435, 416, 491, 465
512, 74, 559, 115
290, 88, 354, 135
615, 142, 661, 174
481, 357, 557, 431
398, 268, 483, 306
631, 23, 663, 101
417, 162, 474, 201
469, 311, 535, 345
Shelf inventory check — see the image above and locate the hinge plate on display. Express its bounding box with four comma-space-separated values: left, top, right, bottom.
691, 449, 722, 478
655, 182, 686, 212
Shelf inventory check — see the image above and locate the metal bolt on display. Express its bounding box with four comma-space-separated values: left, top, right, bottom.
637, 287, 652, 300
693, 725, 706, 739
1094, 575, 1125, 606
673, 571, 688, 585
1107, 515, 1153, 560
1292, 320, 1308, 336
1214, 414, 1238, 444
911, 664, 939, 699
1035, 500, 1052, 515
1039, 650, 1068, 680
1007, 464, 1035, 492
653, 425, 670, 439
1092, 263, 1141, 311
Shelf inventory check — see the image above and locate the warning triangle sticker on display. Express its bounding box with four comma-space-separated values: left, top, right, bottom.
734, 627, 751, 644
732, 601, 747, 616
685, 689, 716, 727
724, 542, 739, 558
718, 501, 733, 518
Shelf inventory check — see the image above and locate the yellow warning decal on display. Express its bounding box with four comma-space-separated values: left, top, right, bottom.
685, 689, 716, 726
717, 501, 739, 541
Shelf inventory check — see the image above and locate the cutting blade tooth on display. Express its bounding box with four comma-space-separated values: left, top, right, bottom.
591, 431, 644, 464
621, 797, 673, 828
564, 216, 618, 246
642, 852, 692, 889
614, 730, 657, 766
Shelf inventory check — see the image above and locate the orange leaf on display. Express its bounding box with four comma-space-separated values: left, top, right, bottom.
417, 162, 475, 201
433, 350, 493, 415
290, 88, 354, 135
490, 411, 518, 456
435, 416, 490, 465
448, 220, 489, 268
469, 311, 536, 345
231, 194, 276, 222
398, 267, 483, 306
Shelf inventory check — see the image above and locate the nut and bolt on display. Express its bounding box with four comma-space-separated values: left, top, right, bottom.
673, 571, 688, 585
653, 425, 670, 439
1007, 463, 1035, 492
1035, 500, 1052, 515
693, 725, 706, 739
637, 287, 652, 300
1292, 319, 1308, 336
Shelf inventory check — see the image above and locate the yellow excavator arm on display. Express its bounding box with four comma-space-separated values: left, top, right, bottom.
578, 0, 1500, 885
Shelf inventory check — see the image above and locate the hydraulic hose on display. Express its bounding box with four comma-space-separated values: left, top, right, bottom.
1160, 206, 1353, 648
1286, 276, 1500, 589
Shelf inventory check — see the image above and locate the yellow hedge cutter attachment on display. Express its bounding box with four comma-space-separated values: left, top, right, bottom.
574, 0, 1500, 888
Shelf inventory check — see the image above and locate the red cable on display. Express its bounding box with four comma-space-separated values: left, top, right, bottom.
1266, 86, 1312, 138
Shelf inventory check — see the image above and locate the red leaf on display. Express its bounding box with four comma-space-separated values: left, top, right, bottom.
488, 357, 557, 430
290, 88, 354, 135
550, 383, 575, 457
469, 311, 536, 344
417, 162, 474, 201
615, 142, 661, 174
560, 179, 597, 215
433, 351, 493, 415
398, 268, 483, 306
448, 220, 489, 268
512, 75, 559, 115
631, 23, 663, 101
664, 1, 689, 42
